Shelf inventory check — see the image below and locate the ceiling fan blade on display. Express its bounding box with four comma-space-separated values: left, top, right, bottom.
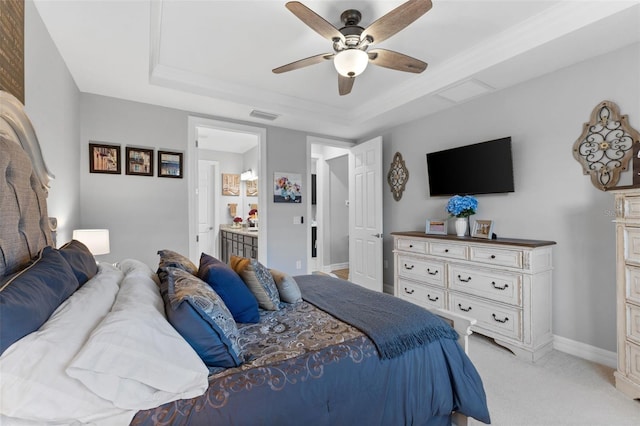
361, 0, 432, 45
273, 53, 334, 74
286, 1, 345, 43
338, 75, 355, 96
368, 49, 427, 73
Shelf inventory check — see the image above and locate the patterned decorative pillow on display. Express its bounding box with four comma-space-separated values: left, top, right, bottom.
163, 267, 242, 368
157, 249, 198, 284
269, 269, 302, 303
230, 256, 280, 311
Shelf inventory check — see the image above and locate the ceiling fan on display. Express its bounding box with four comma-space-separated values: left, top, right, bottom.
272, 0, 432, 96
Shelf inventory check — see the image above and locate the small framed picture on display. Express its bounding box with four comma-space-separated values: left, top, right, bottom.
426, 219, 447, 235
472, 219, 494, 239
222, 173, 240, 196
158, 151, 183, 178
125, 147, 153, 176
89, 142, 121, 174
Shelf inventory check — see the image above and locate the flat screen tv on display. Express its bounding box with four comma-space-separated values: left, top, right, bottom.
426, 137, 514, 197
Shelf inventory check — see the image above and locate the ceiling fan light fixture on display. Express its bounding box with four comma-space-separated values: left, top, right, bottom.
334, 49, 368, 77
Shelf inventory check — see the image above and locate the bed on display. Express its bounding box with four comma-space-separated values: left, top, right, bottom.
0, 90, 490, 426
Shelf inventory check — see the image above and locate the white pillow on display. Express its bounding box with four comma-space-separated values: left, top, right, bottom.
66, 260, 209, 410
0, 263, 128, 424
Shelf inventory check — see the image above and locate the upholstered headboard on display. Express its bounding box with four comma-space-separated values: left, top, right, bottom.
0, 91, 55, 277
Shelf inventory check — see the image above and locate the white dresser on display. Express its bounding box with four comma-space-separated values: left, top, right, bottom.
612, 188, 640, 399
392, 232, 555, 362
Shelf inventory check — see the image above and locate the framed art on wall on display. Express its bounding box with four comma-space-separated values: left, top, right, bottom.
246, 180, 258, 197
222, 173, 240, 196
125, 147, 153, 176
89, 142, 121, 174
158, 151, 183, 178
425, 219, 447, 235
274, 172, 302, 203
472, 219, 494, 239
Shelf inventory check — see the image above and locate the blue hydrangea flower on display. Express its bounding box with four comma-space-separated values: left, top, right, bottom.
446, 195, 478, 218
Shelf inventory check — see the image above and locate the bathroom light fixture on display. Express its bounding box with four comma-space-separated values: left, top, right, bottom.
240, 169, 257, 181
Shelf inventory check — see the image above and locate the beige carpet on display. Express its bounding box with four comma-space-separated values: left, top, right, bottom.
467, 335, 640, 425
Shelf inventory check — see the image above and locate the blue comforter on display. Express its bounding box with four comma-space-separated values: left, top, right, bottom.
132, 275, 490, 425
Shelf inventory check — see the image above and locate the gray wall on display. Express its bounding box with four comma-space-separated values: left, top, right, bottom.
79, 94, 313, 272
363, 43, 640, 353
24, 0, 81, 244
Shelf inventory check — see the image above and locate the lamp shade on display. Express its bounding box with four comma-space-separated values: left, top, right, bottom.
72, 229, 110, 255
334, 49, 369, 77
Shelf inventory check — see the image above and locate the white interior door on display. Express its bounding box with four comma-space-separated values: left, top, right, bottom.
348, 136, 383, 292
198, 160, 218, 258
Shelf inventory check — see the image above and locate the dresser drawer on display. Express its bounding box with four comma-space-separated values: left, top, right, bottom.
397, 279, 446, 310
397, 255, 445, 287
624, 227, 640, 264
396, 238, 427, 254
627, 342, 640, 381
449, 293, 522, 341
626, 266, 640, 305
623, 196, 640, 219
430, 242, 467, 260
469, 246, 523, 269
449, 265, 522, 306
628, 305, 640, 344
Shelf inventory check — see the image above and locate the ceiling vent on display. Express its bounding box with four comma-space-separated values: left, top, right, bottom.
436, 79, 494, 103
249, 110, 280, 121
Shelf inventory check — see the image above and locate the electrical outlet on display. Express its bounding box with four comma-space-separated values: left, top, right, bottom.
296, 260, 302, 270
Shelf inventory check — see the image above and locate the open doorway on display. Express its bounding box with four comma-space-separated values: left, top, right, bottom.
188, 117, 267, 265
307, 136, 353, 276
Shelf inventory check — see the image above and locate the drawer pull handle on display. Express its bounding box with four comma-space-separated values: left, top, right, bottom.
458, 304, 472, 312
444, 249, 449, 253
492, 314, 509, 323
427, 268, 438, 275
457, 275, 472, 283
491, 282, 509, 290
403, 264, 415, 270
409, 244, 413, 248
427, 294, 439, 302
490, 255, 496, 259
404, 287, 415, 295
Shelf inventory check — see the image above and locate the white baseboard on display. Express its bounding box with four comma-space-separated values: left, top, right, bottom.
553, 335, 617, 369
322, 262, 348, 273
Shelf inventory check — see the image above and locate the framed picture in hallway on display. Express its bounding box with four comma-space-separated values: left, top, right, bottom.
89, 142, 121, 174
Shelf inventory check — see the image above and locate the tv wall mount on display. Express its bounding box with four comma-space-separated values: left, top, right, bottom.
573, 100, 640, 191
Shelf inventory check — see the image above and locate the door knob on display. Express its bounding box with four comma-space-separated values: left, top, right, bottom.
371, 233, 383, 238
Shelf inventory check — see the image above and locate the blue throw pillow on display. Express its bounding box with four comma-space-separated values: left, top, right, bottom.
162, 267, 243, 368
0, 246, 80, 355
197, 253, 259, 323
58, 240, 98, 286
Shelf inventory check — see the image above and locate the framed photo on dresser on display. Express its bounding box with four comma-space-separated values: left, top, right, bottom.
425, 219, 447, 235
472, 219, 494, 239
